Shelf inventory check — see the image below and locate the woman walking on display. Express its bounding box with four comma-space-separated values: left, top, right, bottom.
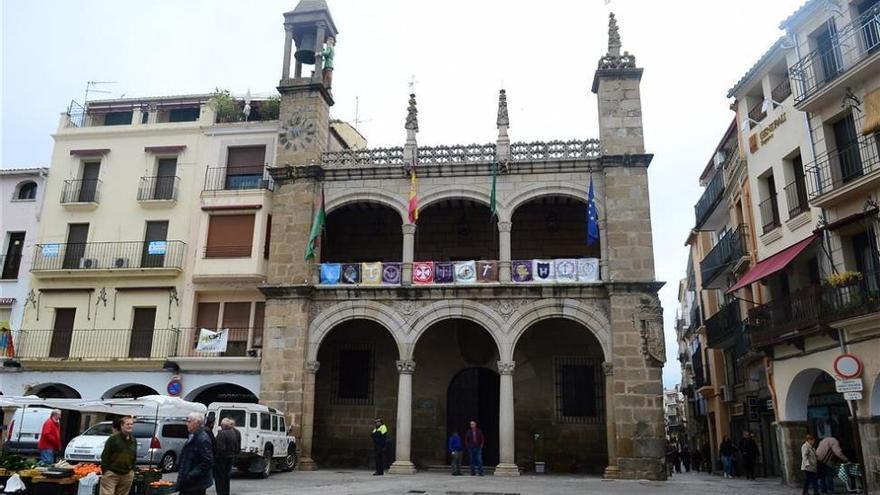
719, 436, 736, 478
801, 434, 819, 495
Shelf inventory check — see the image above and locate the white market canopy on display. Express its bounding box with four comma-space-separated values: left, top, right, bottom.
0, 395, 205, 418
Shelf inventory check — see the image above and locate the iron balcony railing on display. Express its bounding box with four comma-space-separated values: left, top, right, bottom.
771, 77, 792, 103
705, 303, 744, 348
759, 195, 781, 234
789, 2, 880, 105
689, 304, 702, 332
31, 240, 186, 271
1, 254, 22, 280
694, 170, 725, 228
61, 179, 101, 204
784, 176, 809, 217
137, 176, 180, 201
177, 327, 263, 358
806, 135, 880, 200
692, 344, 710, 388
748, 101, 767, 124
203, 166, 274, 192
700, 225, 749, 287
16, 328, 178, 360
748, 276, 880, 347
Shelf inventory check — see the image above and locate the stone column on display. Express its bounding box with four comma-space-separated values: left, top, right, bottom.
401, 223, 416, 286
297, 361, 320, 470
602, 362, 619, 479
777, 421, 809, 487
282, 25, 294, 80
498, 221, 512, 283
495, 361, 519, 476
389, 360, 417, 474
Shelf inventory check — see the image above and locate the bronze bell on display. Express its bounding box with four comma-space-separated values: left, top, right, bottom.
294, 28, 318, 65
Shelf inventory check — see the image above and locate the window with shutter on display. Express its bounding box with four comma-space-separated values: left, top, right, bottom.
205, 214, 255, 258
225, 146, 266, 189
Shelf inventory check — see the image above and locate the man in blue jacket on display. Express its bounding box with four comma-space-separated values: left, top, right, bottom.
448, 432, 463, 476
177, 412, 214, 495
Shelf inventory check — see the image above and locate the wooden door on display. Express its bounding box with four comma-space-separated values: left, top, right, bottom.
49, 308, 76, 358
79, 162, 100, 202
129, 307, 156, 358
141, 221, 169, 268
154, 158, 177, 200
62, 224, 89, 269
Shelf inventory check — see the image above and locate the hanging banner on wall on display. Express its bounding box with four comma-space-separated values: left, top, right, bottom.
361, 262, 382, 285
196, 328, 228, 353
512, 260, 532, 282
533, 260, 554, 282
320, 263, 341, 284
476, 261, 498, 282
435, 262, 455, 284
577, 258, 600, 282
382, 263, 401, 285
454, 261, 477, 284
341, 263, 360, 284
412, 262, 434, 284
555, 259, 577, 282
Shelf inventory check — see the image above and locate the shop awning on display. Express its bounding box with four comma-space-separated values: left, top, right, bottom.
727, 234, 819, 293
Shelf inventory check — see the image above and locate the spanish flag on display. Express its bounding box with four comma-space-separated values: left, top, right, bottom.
408, 159, 419, 224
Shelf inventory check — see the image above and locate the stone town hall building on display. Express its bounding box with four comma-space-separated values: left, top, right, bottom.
261, 0, 665, 479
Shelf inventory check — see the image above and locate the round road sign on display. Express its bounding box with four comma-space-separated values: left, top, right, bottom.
833, 353, 862, 379
167, 376, 183, 396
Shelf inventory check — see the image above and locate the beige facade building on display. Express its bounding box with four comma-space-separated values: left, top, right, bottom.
258, 0, 665, 479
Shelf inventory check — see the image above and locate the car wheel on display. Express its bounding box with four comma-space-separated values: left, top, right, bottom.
159, 452, 176, 473
283, 444, 297, 472
259, 446, 273, 479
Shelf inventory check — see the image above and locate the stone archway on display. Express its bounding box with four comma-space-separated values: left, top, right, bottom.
102, 383, 159, 399
507, 299, 611, 361
27, 383, 82, 447
186, 383, 258, 406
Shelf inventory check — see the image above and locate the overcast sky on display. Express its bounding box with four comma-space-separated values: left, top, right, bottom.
1, 0, 806, 388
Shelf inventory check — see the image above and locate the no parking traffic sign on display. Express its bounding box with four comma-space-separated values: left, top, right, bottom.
833, 353, 863, 379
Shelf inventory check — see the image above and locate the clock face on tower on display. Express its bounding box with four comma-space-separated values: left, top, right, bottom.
279, 111, 317, 151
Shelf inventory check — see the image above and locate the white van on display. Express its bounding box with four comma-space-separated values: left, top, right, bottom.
3, 407, 53, 456
206, 403, 296, 478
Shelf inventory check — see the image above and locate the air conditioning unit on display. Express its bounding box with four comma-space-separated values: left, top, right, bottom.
246, 348, 262, 358
720, 385, 734, 403
113, 257, 130, 268
79, 258, 99, 269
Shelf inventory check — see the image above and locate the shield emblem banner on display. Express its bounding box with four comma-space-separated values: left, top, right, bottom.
382, 263, 401, 284
476, 261, 498, 282
320, 263, 341, 284
341, 263, 360, 284
412, 261, 434, 284
435, 262, 455, 283
511, 260, 532, 282
454, 261, 477, 283
361, 262, 382, 285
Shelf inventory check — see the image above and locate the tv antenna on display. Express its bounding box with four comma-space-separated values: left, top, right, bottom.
353, 96, 371, 130
83, 80, 117, 104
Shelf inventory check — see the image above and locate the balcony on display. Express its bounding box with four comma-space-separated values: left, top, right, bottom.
705, 303, 743, 348
137, 176, 180, 205
771, 77, 792, 103
759, 195, 781, 234
203, 166, 274, 193
789, 3, 880, 110
784, 176, 809, 218
60, 179, 101, 209
748, 101, 767, 124
748, 277, 880, 347
31, 240, 186, 277
806, 135, 880, 206
689, 304, 702, 332
692, 346, 710, 389
16, 328, 178, 361
694, 170, 725, 228
176, 327, 262, 358
1, 254, 22, 280
700, 225, 749, 288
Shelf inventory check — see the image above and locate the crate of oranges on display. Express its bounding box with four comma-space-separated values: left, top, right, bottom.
146, 479, 175, 494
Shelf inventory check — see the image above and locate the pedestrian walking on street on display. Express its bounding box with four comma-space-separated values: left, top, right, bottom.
801, 433, 819, 495
99, 416, 137, 495
719, 436, 736, 478
37, 409, 62, 465
672, 440, 682, 473
691, 446, 702, 473
214, 418, 240, 495
371, 418, 388, 475
739, 431, 759, 480
681, 442, 692, 472
665, 440, 676, 478
464, 420, 485, 476
176, 412, 214, 495
447, 431, 462, 476
816, 435, 848, 494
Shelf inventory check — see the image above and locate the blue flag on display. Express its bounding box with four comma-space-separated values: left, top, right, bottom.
587, 175, 600, 246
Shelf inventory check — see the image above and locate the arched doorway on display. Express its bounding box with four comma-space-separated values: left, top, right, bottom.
188, 383, 258, 406
512, 317, 606, 474
511, 195, 599, 260
411, 318, 500, 468
414, 199, 497, 261
784, 369, 856, 468
322, 202, 402, 262
103, 384, 159, 399
28, 383, 82, 448
312, 319, 400, 468
446, 367, 500, 467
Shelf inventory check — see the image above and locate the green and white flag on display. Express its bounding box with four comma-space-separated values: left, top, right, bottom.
305, 185, 326, 260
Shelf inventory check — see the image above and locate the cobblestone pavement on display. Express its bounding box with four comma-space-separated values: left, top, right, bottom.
196, 470, 797, 494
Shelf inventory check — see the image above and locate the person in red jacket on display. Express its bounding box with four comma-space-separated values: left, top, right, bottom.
38, 409, 62, 464
464, 420, 485, 476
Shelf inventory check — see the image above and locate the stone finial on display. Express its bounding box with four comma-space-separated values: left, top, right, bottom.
405, 93, 419, 132
496, 89, 509, 128
608, 13, 621, 57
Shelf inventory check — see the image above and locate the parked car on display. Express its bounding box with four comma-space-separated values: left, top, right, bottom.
63, 418, 189, 472
3, 407, 53, 456
207, 402, 296, 478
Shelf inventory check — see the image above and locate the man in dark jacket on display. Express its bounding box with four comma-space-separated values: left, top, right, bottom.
371, 418, 388, 475
739, 431, 759, 480
464, 420, 485, 476
177, 412, 214, 495
214, 418, 241, 495
99, 416, 137, 495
